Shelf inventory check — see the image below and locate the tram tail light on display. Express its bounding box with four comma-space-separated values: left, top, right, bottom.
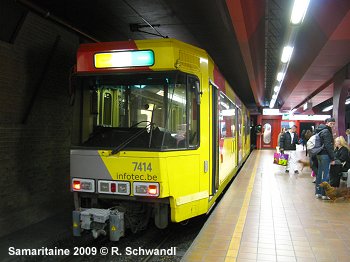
148, 185, 158, 195
72, 178, 95, 193
133, 182, 159, 197
111, 183, 116, 193
73, 180, 81, 190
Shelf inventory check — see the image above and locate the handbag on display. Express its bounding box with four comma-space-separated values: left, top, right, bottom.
334, 159, 342, 165
273, 152, 289, 166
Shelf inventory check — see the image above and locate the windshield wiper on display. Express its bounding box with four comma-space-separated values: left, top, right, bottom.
111, 123, 152, 155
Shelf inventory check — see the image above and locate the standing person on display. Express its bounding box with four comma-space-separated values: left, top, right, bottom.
277, 128, 286, 152
346, 129, 350, 145
329, 136, 350, 187
315, 117, 336, 200
304, 129, 313, 156
279, 125, 299, 174
301, 129, 306, 150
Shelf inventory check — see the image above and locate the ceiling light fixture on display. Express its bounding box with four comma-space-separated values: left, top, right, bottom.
281, 46, 294, 63
290, 108, 297, 114
290, 0, 310, 25
277, 72, 284, 82
269, 0, 310, 109
322, 105, 333, 112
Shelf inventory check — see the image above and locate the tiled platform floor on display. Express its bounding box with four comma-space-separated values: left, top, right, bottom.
182, 148, 350, 262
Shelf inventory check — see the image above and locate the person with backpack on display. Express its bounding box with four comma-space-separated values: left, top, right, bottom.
314, 118, 336, 200
279, 125, 299, 174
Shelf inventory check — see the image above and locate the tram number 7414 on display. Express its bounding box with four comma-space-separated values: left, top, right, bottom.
132, 162, 153, 172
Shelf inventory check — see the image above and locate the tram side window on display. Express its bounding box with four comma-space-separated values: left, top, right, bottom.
166, 82, 187, 148
164, 75, 199, 149
238, 108, 242, 136
245, 114, 250, 136
188, 77, 199, 147
219, 93, 235, 139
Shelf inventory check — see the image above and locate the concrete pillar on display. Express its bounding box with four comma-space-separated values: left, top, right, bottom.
333, 64, 350, 138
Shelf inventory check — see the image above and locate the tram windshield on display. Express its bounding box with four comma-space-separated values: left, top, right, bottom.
73, 71, 199, 151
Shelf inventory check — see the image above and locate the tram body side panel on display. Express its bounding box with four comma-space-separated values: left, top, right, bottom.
157, 45, 211, 222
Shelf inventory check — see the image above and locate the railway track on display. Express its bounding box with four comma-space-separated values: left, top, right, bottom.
140, 229, 175, 262
56, 215, 206, 262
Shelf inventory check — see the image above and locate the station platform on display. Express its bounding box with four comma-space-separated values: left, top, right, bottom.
183, 148, 350, 262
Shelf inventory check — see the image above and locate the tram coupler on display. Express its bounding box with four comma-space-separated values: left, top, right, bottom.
109, 210, 125, 241
72, 208, 125, 241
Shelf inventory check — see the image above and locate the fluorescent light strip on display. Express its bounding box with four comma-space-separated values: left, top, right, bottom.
281, 46, 294, 63
321, 99, 350, 111
303, 103, 307, 110
277, 72, 284, 82
322, 105, 333, 112
291, 0, 310, 24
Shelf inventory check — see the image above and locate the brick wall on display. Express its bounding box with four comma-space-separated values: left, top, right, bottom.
0, 12, 79, 237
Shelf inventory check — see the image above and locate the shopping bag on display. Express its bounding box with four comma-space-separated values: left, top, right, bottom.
273, 152, 289, 166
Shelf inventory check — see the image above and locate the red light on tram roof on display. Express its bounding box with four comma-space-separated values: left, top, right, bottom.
111, 183, 116, 193
148, 185, 158, 195
73, 180, 81, 190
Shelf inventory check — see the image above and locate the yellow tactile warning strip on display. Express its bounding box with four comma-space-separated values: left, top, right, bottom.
182, 150, 260, 262
225, 151, 260, 261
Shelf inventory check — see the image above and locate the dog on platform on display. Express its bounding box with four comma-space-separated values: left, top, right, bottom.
319, 181, 350, 202
297, 159, 310, 171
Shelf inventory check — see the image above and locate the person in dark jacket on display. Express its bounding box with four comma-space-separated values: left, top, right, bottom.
279, 125, 299, 174
329, 136, 350, 187
315, 117, 336, 200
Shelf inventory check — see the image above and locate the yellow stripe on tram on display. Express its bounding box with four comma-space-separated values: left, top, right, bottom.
225, 151, 261, 261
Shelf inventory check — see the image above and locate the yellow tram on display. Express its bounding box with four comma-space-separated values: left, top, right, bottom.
70, 38, 251, 240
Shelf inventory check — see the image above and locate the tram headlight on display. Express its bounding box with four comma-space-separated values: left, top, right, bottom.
133, 182, 159, 197
135, 185, 148, 194
118, 183, 128, 194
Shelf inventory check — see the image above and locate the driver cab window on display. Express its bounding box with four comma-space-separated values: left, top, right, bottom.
77, 72, 199, 151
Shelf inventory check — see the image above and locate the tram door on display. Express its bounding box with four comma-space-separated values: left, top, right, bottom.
211, 84, 219, 195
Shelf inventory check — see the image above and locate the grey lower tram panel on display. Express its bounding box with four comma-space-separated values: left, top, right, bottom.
73, 208, 125, 241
